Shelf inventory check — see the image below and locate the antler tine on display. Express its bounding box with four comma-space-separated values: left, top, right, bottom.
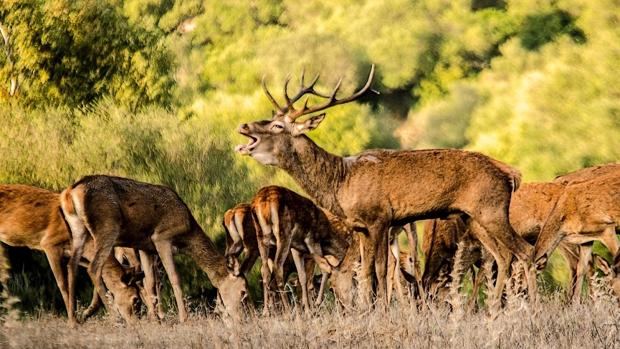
289, 64, 376, 120
262, 75, 284, 114
281, 71, 331, 113
283, 74, 292, 107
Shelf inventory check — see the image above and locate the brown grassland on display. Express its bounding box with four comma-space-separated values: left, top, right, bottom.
2, 293, 619, 348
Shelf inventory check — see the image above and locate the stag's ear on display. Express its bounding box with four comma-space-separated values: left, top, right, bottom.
291, 113, 326, 136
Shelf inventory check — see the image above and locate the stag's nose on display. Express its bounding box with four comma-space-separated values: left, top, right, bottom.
238, 123, 249, 132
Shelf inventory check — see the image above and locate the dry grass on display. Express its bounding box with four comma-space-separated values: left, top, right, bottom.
1, 296, 619, 349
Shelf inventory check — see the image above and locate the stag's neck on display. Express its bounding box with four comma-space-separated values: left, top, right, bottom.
182, 224, 229, 287
282, 136, 347, 215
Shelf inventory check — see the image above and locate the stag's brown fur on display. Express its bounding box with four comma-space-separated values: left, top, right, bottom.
251, 186, 351, 312
0, 184, 140, 324
238, 115, 532, 304
62, 175, 249, 324
237, 69, 534, 304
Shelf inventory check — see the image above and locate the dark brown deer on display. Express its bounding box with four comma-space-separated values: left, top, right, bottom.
62, 175, 249, 325
236, 66, 533, 304
534, 171, 620, 296
251, 186, 351, 312
0, 184, 140, 325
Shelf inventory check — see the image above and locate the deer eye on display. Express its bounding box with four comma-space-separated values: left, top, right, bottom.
271, 123, 284, 131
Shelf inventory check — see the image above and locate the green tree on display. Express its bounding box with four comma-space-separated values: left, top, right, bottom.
0, 0, 174, 108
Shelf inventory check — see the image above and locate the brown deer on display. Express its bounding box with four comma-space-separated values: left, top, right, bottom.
223, 202, 323, 309
223, 203, 259, 275
423, 164, 619, 304
0, 184, 140, 324
62, 175, 249, 325
236, 65, 533, 305
251, 186, 351, 312
387, 223, 420, 303
113, 248, 165, 320
534, 171, 620, 299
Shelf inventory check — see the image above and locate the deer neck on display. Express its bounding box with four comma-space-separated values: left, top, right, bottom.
282, 136, 346, 216
182, 224, 229, 287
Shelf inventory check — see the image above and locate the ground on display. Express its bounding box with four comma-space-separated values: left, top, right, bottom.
2, 297, 619, 349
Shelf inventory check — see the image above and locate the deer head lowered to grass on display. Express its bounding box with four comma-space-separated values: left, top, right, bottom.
0, 184, 140, 325
250, 186, 352, 313
62, 175, 249, 326
236, 65, 534, 306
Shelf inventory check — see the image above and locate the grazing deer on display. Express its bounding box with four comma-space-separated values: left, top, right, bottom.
251, 186, 351, 312
534, 171, 620, 299
223, 203, 259, 275
0, 184, 140, 324
236, 65, 533, 305
62, 175, 249, 325
113, 247, 165, 320
387, 223, 420, 303
223, 202, 322, 308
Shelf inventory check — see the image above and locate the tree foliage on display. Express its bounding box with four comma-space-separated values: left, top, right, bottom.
0, 0, 174, 108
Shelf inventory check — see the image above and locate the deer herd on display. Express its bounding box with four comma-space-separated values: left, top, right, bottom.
0, 65, 618, 326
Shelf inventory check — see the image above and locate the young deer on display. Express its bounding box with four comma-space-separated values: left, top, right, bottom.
251, 186, 351, 313
113, 247, 165, 320
0, 184, 140, 324
223, 203, 259, 275
535, 170, 620, 299
223, 202, 325, 310
62, 175, 249, 325
236, 65, 533, 305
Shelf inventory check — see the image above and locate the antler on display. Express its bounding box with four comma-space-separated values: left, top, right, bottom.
261, 64, 376, 120
288, 64, 376, 121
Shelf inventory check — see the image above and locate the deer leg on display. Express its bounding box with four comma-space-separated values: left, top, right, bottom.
82, 287, 102, 320
273, 233, 293, 312
290, 248, 310, 311
152, 255, 165, 320
404, 223, 423, 297
42, 245, 71, 317
375, 226, 390, 306
600, 226, 619, 259
469, 220, 511, 310
572, 243, 593, 303
138, 250, 160, 321
88, 227, 121, 318
67, 223, 88, 327
151, 236, 187, 323
241, 247, 259, 276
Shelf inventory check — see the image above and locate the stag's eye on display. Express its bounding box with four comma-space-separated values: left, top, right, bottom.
271, 123, 284, 131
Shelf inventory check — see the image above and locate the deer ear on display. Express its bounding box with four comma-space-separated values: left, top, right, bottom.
291, 113, 326, 136
228, 257, 241, 276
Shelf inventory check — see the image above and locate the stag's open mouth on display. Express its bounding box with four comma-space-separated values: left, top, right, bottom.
235, 127, 260, 155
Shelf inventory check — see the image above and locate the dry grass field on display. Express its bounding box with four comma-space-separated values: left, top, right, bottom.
2, 295, 619, 349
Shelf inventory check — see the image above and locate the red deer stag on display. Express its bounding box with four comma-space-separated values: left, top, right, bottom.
0, 184, 140, 325
62, 175, 249, 325
251, 186, 351, 312
236, 65, 533, 305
